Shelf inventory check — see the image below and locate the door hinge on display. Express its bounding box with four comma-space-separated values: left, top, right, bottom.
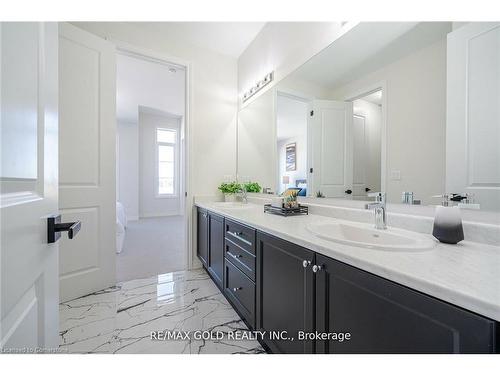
185, 191, 188, 197
309, 168, 313, 173
310, 110, 314, 116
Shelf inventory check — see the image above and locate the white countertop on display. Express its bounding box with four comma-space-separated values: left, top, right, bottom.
195, 201, 500, 321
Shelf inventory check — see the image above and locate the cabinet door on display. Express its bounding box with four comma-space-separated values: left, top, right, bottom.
256, 232, 315, 354
208, 213, 224, 288
196, 209, 208, 267
316, 254, 497, 353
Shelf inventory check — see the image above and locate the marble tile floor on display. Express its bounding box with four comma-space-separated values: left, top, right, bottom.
59, 269, 265, 354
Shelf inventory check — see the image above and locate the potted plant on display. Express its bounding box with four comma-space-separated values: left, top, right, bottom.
243, 181, 262, 193
218, 181, 242, 202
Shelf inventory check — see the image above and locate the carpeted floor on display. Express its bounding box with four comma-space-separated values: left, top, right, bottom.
117, 216, 186, 282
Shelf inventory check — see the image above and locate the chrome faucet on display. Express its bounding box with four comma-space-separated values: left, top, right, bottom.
365, 192, 387, 230
238, 185, 248, 204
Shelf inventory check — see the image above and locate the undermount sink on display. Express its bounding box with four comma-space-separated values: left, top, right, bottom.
212, 201, 253, 209
307, 221, 436, 251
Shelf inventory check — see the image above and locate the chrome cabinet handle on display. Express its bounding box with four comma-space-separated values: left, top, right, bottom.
228, 230, 252, 245
302, 260, 311, 268
227, 251, 242, 259
312, 264, 322, 273
233, 287, 242, 292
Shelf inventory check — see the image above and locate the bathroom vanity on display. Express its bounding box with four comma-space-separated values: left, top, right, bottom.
196, 202, 499, 354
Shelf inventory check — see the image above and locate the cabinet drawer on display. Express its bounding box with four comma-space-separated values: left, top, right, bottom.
225, 238, 255, 281
225, 219, 256, 254
224, 258, 255, 328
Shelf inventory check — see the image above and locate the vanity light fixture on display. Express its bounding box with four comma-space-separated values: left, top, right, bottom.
242, 71, 274, 103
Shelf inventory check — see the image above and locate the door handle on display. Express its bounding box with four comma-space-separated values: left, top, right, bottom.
47, 214, 82, 243
345, 189, 352, 195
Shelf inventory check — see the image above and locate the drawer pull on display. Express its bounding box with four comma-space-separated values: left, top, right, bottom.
302, 260, 311, 268
228, 231, 252, 245
227, 251, 242, 259
233, 287, 242, 292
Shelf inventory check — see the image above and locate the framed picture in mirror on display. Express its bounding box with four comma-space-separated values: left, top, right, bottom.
286, 142, 296, 171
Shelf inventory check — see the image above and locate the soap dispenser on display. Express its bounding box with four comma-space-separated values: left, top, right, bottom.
432, 194, 464, 244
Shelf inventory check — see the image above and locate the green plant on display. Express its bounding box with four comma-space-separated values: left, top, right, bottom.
218, 181, 242, 195
316, 190, 325, 198
243, 181, 261, 193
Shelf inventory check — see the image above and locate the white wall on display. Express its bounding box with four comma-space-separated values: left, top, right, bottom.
330, 38, 447, 204
353, 99, 382, 194
139, 110, 181, 217
117, 53, 185, 123
238, 22, 353, 106
117, 121, 139, 220
74, 22, 238, 198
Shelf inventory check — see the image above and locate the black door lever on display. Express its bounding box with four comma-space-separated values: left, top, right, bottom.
47, 214, 82, 243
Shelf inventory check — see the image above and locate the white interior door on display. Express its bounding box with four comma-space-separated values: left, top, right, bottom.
447, 22, 500, 211
1, 22, 60, 351
352, 114, 367, 198
309, 99, 353, 198
58, 23, 116, 301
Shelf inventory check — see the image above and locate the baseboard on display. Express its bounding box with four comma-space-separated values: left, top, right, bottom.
139, 212, 182, 218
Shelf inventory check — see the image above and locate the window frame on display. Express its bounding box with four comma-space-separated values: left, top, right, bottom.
155, 127, 179, 198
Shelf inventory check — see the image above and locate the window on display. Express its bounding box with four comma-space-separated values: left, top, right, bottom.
156, 128, 177, 196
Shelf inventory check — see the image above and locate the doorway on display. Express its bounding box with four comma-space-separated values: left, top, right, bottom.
276, 92, 310, 196
351, 89, 383, 199
115, 50, 187, 282
345, 87, 384, 200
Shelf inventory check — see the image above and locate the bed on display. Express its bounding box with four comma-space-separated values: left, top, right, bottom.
116, 201, 127, 254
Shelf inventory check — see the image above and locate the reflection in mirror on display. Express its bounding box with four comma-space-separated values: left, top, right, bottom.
238, 22, 500, 211
276, 93, 308, 195
352, 90, 382, 199
237, 89, 275, 191
238, 22, 470, 207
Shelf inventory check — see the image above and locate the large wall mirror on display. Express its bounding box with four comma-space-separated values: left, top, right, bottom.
237, 22, 500, 211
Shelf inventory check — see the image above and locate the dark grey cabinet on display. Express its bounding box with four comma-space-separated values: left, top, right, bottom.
208, 212, 224, 289
315, 254, 498, 354
196, 208, 208, 268
223, 218, 257, 329
224, 258, 256, 328
196, 207, 498, 354
256, 231, 315, 354
197, 208, 224, 290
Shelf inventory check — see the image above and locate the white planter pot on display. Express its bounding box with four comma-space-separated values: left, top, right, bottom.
224, 194, 236, 202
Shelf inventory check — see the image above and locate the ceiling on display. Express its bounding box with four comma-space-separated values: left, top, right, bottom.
116, 53, 186, 123
289, 22, 452, 89
276, 94, 308, 142
131, 22, 266, 58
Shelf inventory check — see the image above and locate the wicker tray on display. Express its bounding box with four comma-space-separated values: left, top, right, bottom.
264, 204, 308, 217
